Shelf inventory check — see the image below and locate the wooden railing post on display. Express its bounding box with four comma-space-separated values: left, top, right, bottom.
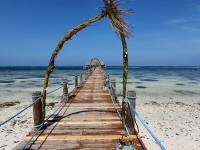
107, 74, 110, 88
111, 79, 116, 98
80, 73, 83, 82
126, 90, 136, 134
75, 74, 78, 88
32, 91, 43, 127
63, 79, 68, 100
84, 70, 86, 79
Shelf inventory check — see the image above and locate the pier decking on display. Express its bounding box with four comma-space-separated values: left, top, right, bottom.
15, 69, 146, 150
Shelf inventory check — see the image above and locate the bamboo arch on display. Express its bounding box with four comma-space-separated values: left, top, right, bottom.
42, 0, 132, 125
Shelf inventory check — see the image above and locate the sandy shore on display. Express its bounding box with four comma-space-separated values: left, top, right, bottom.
0, 78, 200, 149
135, 95, 200, 150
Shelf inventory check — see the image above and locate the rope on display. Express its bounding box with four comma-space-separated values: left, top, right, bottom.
124, 124, 130, 136
21, 92, 70, 149
21, 123, 44, 150
126, 96, 137, 99
31, 95, 42, 98
0, 96, 42, 127
126, 97, 166, 150
33, 123, 44, 128
44, 94, 69, 122
106, 78, 122, 95
108, 90, 132, 140
108, 90, 122, 120
46, 85, 63, 95
63, 93, 70, 97
111, 84, 122, 95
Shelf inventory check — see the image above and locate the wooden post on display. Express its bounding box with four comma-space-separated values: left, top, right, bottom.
32, 91, 43, 127
107, 74, 110, 88
111, 79, 116, 98
75, 75, 78, 88
103, 73, 106, 80
84, 70, 86, 79
80, 73, 83, 82
126, 90, 136, 134
63, 79, 68, 100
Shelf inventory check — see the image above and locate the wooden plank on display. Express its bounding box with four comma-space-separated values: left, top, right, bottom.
60, 106, 120, 109
45, 117, 120, 121
42, 124, 123, 130
28, 130, 122, 136
23, 135, 139, 141
52, 121, 122, 125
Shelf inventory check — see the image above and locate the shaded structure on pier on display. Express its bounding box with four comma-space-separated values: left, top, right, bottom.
86, 58, 105, 67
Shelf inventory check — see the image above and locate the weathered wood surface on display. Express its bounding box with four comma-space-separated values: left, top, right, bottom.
15, 69, 146, 150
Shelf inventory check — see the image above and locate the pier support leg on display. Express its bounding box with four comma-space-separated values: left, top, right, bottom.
32, 91, 43, 127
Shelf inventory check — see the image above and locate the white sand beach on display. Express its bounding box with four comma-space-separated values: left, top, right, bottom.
0, 68, 200, 150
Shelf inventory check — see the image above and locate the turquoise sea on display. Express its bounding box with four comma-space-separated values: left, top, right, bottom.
0, 66, 200, 103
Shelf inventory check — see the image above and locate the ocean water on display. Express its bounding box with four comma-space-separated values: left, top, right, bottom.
0, 66, 200, 103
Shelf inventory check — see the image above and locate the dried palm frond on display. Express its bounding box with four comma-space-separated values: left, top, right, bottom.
103, 0, 133, 38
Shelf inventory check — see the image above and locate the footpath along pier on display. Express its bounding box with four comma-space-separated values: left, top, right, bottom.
14, 67, 146, 150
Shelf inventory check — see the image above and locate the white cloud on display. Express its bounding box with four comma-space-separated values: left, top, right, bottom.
166, 18, 200, 24
181, 26, 200, 32
165, 17, 200, 32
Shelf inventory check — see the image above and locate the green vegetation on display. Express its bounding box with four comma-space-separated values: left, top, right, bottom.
0, 101, 20, 108
46, 102, 58, 109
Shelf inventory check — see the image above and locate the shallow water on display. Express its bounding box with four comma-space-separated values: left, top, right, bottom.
0, 66, 200, 103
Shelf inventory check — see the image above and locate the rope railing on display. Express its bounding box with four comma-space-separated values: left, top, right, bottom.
0, 82, 69, 149
104, 73, 166, 150
46, 85, 63, 95
0, 96, 42, 127
126, 97, 166, 150
44, 94, 69, 121
21, 123, 44, 150
108, 90, 131, 137
0, 83, 65, 127
22, 94, 70, 150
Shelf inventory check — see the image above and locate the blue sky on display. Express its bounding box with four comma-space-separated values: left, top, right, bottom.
0, 0, 200, 66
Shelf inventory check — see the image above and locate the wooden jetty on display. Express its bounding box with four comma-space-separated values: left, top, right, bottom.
15, 68, 146, 150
